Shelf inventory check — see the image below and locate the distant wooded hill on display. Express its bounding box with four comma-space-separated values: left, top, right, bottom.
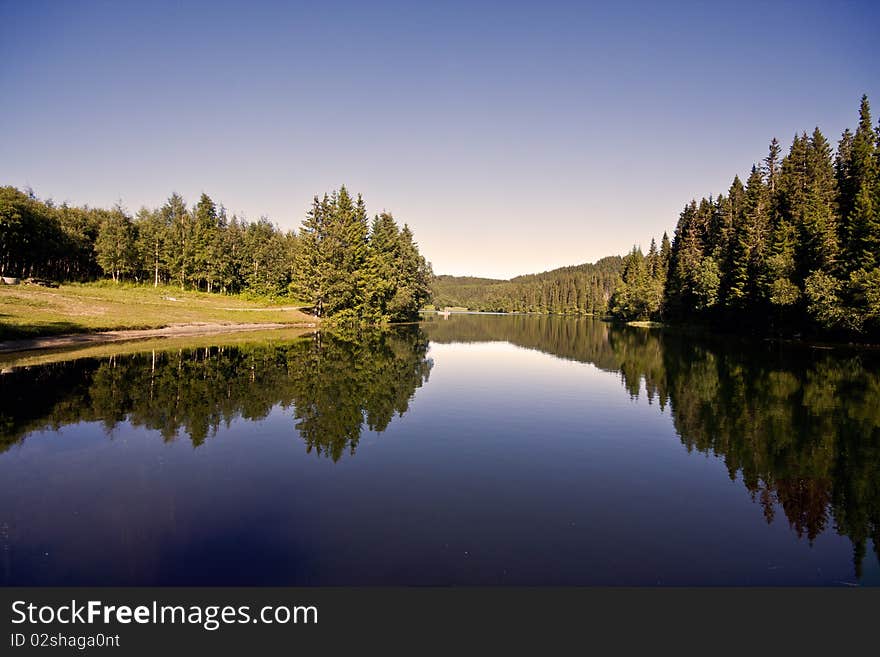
431, 256, 624, 314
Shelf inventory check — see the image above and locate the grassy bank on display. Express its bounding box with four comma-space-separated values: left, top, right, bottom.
0, 282, 316, 340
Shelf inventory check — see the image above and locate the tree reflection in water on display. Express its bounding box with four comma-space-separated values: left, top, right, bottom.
1, 315, 878, 574
423, 314, 880, 575
0, 327, 432, 462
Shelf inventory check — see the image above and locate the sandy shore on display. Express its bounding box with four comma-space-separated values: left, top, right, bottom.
0, 322, 316, 354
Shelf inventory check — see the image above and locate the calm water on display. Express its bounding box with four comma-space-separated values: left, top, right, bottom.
1, 315, 878, 585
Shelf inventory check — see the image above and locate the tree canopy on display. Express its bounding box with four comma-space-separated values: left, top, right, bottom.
612, 95, 880, 339
1, 185, 432, 323
431, 257, 623, 315
291, 187, 432, 322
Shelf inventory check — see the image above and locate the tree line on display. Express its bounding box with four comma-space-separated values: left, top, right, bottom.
609, 235, 671, 321
431, 257, 623, 314
613, 95, 880, 339
0, 185, 296, 295
0, 184, 432, 321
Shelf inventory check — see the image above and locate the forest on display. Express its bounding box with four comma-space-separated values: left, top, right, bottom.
431, 257, 623, 314
0, 185, 431, 323
613, 95, 880, 339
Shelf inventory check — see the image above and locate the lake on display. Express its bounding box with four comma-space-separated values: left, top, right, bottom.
1, 314, 878, 585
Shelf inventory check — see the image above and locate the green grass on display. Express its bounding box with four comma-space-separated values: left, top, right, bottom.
0, 282, 316, 340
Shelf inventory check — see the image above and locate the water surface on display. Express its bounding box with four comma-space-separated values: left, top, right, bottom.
1, 315, 878, 585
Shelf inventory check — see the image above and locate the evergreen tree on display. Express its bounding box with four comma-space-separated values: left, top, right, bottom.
659, 232, 672, 280
291, 195, 331, 316
836, 128, 855, 229
718, 176, 745, 306
665, 201, 700, 315
729, 166, 771, 308
843, 96, 878, 271
646, 238, 659, 278
206, 204, 230, 293
799, 128, 840, 277
848, 182, 879, 271
391, 224, 433, 320
191, 193, 218, 291
323, 187, 368, 320
778, 133, 809, 235
804, 270, 846, 330
766, 134, 809, 307
363, 212, 401, 321
218, 214, 246, 294
290, 187, 429, 322
764, 137, 782, 197
631, 95, 879, 339
765, 219, 800, 308
611, 246, 663, 320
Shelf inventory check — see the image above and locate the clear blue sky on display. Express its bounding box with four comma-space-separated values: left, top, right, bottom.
1, 0, 878, 278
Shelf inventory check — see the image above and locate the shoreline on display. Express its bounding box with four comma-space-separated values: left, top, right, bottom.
0, 322, 317, 354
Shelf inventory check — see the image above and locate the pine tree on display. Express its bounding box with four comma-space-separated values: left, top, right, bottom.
610, 246, 666, 320
291, 195, 331, 316
764, 137, 782, 197
718, 177, 744, 307
665, 202, 697, 316
191, 193, 218, 291
206, 205, 230, 293
289, 187, 430, 322
848, 182, 879, 271
843, 96, 877, 271
659, 232, 672, 279
727, 167, 770, 309
219, 214, 245, 294
319, 187, 369, 319
798, 128, 840, 277
836, 128, 855, 230
363, 212, 401, 321
766, 134, 810, 306
391, 224, 432, 320
646, 237, 659, 279
611, 247, 646, 320
765, 219, 800, 308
